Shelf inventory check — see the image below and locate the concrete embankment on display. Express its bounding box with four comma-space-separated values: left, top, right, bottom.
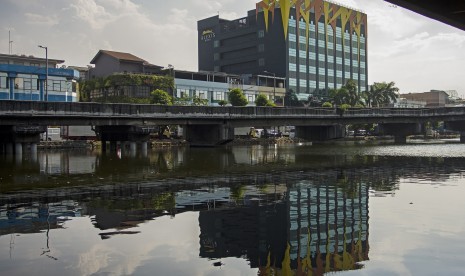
37, 137, 306, 149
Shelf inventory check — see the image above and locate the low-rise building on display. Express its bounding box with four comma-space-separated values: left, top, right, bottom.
173, 70, 285, 106
393, 98, 427, 108
89, 50, 163, 78
85, 50, 285, 106
401, 90, 450, 107
0, 53, 79, 102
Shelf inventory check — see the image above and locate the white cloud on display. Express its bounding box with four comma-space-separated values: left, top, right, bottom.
192, 0, 223, 12
2, 0, 465, 94
218, 11, 239, 20
367, 3, 425, 39
71, 0, 114, 29
24, 13, 59, 26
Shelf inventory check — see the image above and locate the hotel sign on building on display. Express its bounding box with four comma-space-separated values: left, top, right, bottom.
200, 29, 216, 42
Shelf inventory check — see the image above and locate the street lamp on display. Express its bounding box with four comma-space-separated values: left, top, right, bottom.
38, 45, 48, 101
263, 70, 276, 103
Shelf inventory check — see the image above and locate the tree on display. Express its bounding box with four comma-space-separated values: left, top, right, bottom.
218, 100, 228, 106
150, 89, 172, 105
329, 88, 348, 106
173, 96, 191, 106
192, 96, 209, 106
322, 102, 333, 107
284, 89, 302, 107
364, 81, 399, 107
344, 79, 362, 106
328, 79, 363, 107
255, 94, 271, 106
228, 88, 248, 106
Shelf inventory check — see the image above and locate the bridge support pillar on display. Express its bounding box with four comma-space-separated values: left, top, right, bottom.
101, 140, 107, 153
444, 121, 465, 143
5, 143, 13, 155
0, 125, 44, 156
141, 141, 148, 157
184, 123, 234, 147
295, 125, 345, 141
378, 123, 423, 144
95, 125, 151, 155
394, 135, 407, 144
130, 142, 137, 157
110, 141, 117, 152
15, 142, 22, 156
30, 143, 38, 162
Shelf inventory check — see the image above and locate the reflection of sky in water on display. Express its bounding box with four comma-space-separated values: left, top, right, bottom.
2, 177, 465, 275
303, 141, 465, 158
343, 177, 465, 276
1, 143, 465, 275
0, 213, 256, 276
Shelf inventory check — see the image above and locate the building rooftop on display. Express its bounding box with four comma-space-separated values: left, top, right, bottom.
0, 53, 64, 64
90, 50, 146, 64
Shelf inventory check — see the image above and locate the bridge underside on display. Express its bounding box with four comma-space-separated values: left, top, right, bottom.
378, 123, 424, 143
385, 0, 465, 31
185, 124, 234, 147
444, 121, 465, 143
295, 125, 346, 142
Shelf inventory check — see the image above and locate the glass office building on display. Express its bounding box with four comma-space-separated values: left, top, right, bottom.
198, 0, 368, 102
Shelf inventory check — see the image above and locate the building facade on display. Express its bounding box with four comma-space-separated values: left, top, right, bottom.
0, 53, 79, 102
89, 50, 163, 79
401, 90, 450, 107
198, 0, 368, 102
174, 70, 286, 106
85, 49, 285, 106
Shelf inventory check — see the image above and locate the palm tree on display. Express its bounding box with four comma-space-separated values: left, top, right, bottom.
345, 80, 363, 106
364, 82, 399, 107
329, 80, 363, 107
380, 81, 399, 105
329, 88, 347, 106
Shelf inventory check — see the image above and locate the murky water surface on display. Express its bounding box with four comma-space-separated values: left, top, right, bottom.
1, 140, 465, 275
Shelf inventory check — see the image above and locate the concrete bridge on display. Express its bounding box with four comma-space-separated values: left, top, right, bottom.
1, 100, 465, 154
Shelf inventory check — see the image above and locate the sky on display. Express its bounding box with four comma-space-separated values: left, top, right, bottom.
1, 0, 465, 97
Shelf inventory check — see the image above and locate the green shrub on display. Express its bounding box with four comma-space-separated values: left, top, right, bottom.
322, 102, 333, 108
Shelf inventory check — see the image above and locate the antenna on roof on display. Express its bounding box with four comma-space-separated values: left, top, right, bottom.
8, 30, 14, 55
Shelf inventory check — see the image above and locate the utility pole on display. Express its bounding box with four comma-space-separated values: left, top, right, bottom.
8, 30, 13, 54
38, 45, 48, 101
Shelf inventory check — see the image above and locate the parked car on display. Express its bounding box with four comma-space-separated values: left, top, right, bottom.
355, 129, 367, 136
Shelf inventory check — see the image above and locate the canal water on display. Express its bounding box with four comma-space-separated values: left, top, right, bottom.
1, 140, 465, 275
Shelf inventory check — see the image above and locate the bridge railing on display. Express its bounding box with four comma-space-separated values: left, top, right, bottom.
1, 100, 465, 118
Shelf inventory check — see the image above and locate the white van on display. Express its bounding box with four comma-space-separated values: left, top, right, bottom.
41, 127, 62, 141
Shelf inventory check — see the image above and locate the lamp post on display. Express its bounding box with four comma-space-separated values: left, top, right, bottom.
263, 71, 276, 103
38, 45, 48, 101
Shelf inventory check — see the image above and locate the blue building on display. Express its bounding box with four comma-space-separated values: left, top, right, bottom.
0, 53, 79, 102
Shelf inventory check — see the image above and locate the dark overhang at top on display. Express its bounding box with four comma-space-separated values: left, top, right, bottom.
385, 0, 465, 31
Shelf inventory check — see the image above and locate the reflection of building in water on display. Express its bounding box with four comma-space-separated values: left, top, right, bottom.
198, 184, 288, 267
199, 180, 369, 275
233, 145, 296, 165
38, 151, 98, 175
0, 200, 82, 235
280, 180, 369, 274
